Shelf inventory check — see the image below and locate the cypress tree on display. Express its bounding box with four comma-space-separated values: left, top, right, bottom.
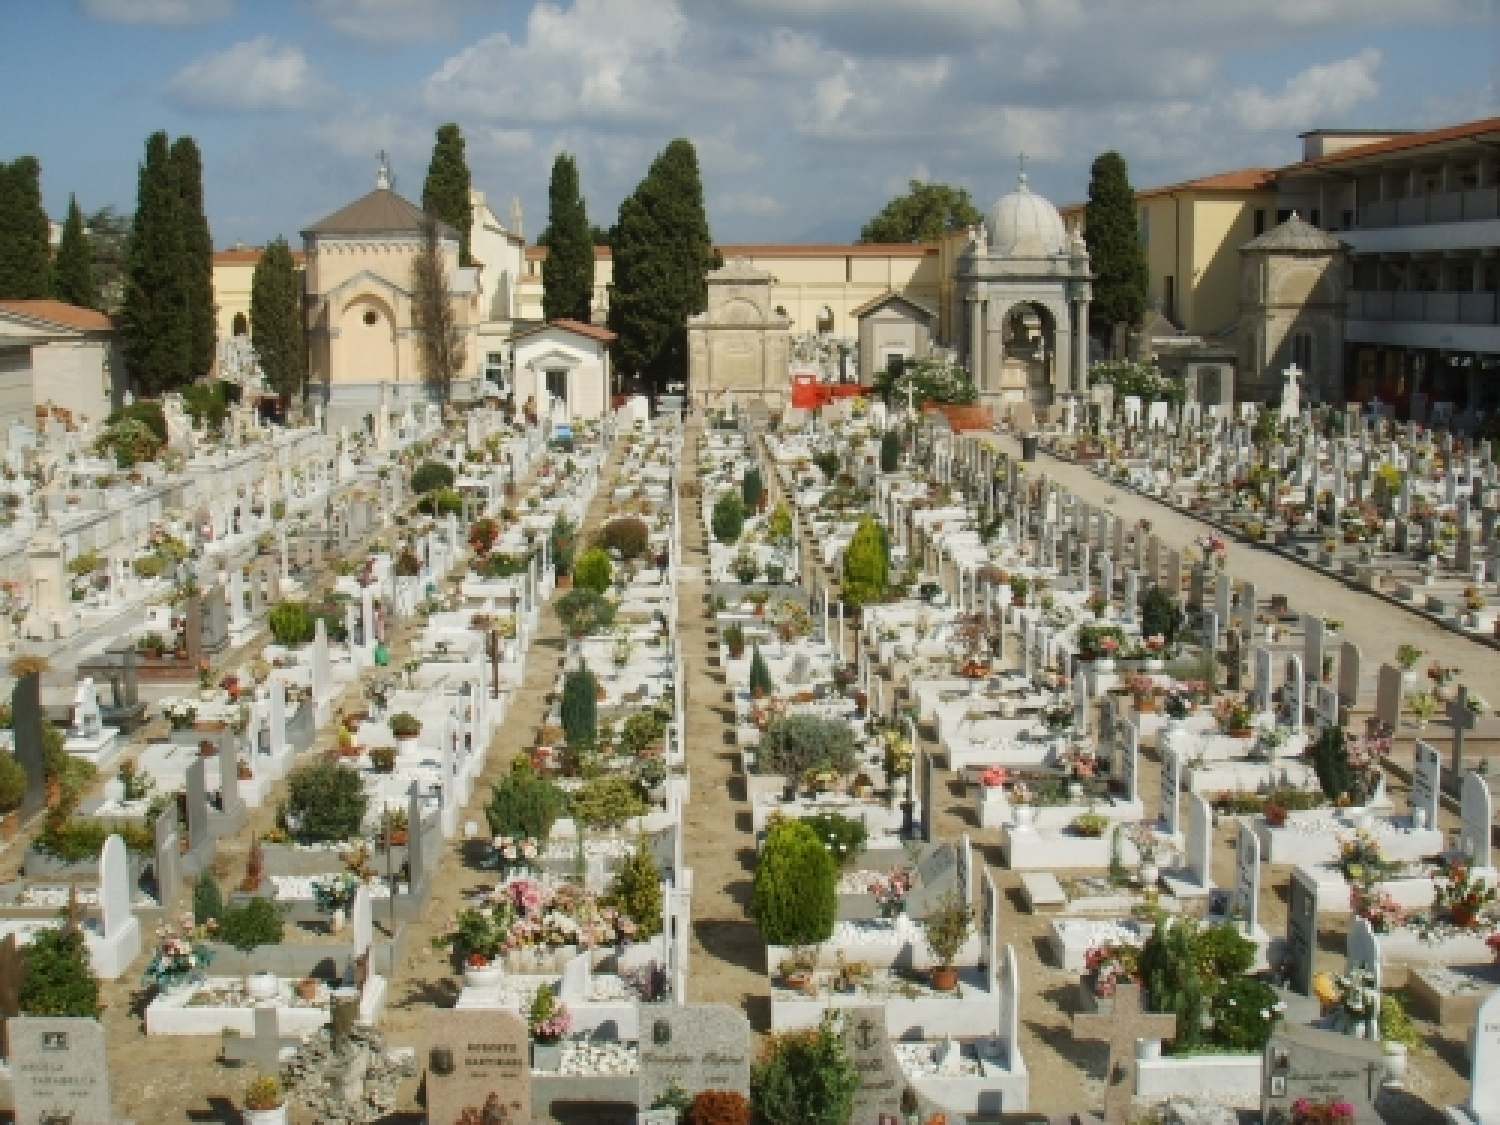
122, 132, 188, 395
421, 123, 473, 265
52, 194, 96, 309
0, 156, 53, 299
1083, 150, 1149, 347
607, 138, 716, 394
171, 137, 215, 381
249, 237, 305, 400
542, 153, 594, 323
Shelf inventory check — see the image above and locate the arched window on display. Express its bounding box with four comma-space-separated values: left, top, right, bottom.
816, 306, 834, 335
232, 312, 248, 336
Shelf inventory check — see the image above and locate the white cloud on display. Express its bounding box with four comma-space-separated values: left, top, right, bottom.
425, 0, 687, 124
165, 36, 326, 113
1232, 48, 1383, 131
306, 0, 483, 47
79, 0, 231, 24
718, 192, 782, 215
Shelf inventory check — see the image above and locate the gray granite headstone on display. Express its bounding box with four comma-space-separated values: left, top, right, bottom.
1337, 640, 1363, 709
1374, 663, 1403, 730
842, 1008, 903, 1123
906, 843, 959, 917
8, 1016, 115, 1125
1411, 740, 1440, 829
1262, 1023, 1384, 1125
1286, 867, 1320, 995
184, 756, 210, 853
637, 1002, 752, 1107
153, 809, 180, 912
1461, 987, 1500, 1120
12, 673, 47, 820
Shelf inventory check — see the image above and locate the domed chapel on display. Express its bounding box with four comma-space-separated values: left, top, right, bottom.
958, 172, 1093, 410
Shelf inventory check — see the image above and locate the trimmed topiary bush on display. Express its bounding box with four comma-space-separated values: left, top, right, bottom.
554, 589, 616, 637
571, 776, 647, 832
410, 460, 455, 494
19, 926, 99, 1017
749, 644, 775, 699
561, 663, 598, 750
283, 760, 368, 842
1140, 584, 1182, 646
217, 896, 286, 952
485, 758, 567, 844
572, 547, 613, 595
600, 517, 650, 560
606, 839, 662, 938
840, 515, 888, 607
712, 493, 745, 545
756, 715, 858, 780
267, 601, 315, 646
741, 467, 764, 510
193, 871, 223, 926
752, 818, 837, 946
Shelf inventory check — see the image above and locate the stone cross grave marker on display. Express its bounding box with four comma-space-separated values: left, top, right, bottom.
1412, 740, 1440, 830
1462, 770, 1493, 870
421, 1007, 530, 1125
8, 1016, 116, 1125
1262, 1023, 1385, 1125
182, 756, 213, 872
1450, 685, 1480, 776
222, 1003, 303, 1069
1235, 819, 1260, 932
842, 1007, 905, 1124
637, 1002, 752, 1109
1073, 983, 1177, 1124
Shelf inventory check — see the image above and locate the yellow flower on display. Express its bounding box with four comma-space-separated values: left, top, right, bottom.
1312, 971, 1339, 1005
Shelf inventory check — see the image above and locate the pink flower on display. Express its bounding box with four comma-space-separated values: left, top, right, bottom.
979, 767, 1006, 788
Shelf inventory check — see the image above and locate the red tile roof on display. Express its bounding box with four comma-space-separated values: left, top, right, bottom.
213, 248, 306, 264
1060, 167, 1275, 215
1285, 115, 1500, 169
0, 300, 112, 332
514, 318, 617, 344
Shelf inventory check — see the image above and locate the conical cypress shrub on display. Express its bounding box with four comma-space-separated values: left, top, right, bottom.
752, 818, 836, 946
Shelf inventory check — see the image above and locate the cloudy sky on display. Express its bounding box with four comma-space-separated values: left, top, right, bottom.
4, 0, 1497, 249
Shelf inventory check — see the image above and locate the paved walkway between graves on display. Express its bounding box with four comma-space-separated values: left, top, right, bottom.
679, 417, 775, 1027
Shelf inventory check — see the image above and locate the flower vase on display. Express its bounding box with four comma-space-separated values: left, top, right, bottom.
1138, 862, 1159, 888
1411, 808, 1427, 831
463, 962, 504, 989
532, 1040, 564, 1072
1012, 805, 1036, 831
330, 908, 346, 934
243, 1106, 288, 1125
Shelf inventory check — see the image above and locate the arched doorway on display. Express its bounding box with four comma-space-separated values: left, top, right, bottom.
338, 296, 398, 384
232, 312, 248, 336
815, 306, 834, 335
999, 302, 1054, 402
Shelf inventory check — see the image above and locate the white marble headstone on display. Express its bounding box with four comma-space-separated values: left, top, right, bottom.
1462, 771, 1493, 870
98, 834, 131, 939
1411, 740, 1440, 829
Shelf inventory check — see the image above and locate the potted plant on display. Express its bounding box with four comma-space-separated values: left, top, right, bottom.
1435, 860, 1496, 928
243, 1074, 288, 1125
1395, 644, 1423, 688
389, 712, 422, 741
722, 621, 746, 660
777, 946, 817, 993
1071, 812, 1110, 838
382, 807, 409, 846
528, 983, 571, 1071
1010, 782, 1036, 829
923, 890, 973, 992
1126, 675, 1157, 713
1213, 696, 1254, 737
369, 745, 396, 773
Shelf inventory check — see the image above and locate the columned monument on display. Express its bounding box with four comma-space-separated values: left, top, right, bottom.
958, 173, 1092, 414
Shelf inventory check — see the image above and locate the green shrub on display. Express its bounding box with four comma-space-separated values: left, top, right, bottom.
606, 839, 662, 938
751, 1012, 858, 1125
1140, 585, 1183, 646
411, 460, 455, 494
107, 399, 167, 442
1076, 623, 1128, 661
712, 493, 745, 544
485, 759, 567, 843
417, 487, 463, 516
480, 551, 531, 579
193, 872, 224, 926
752, 818, 837, 946
217, 897, 285, 952
1140, 919, 1207, 1052
554, 589, 616, 637
757, 715, 858, 779
813, 450, 841, 481
600, 517, 650, 560
741, 467, 764, 510
283, 761, 368, 842
19, 926, 99, 1017
1311, 725, 1357, 805
0, 753, 25, 814
619, 709, 668, 757
804, 811, 867, 864
573, 547, 613, 595
840, 516, 888, 607
1210, 976, 1281, 1052
95, 417, 163, 468
766, 502, 794, 547
749, 644, 775, 698
132, 554, 167, 579
571, 776, 647, 832
880, 430, 900, 472
561, 664, 598, 750
551, 513, 578, 576
267, 601, 314, 646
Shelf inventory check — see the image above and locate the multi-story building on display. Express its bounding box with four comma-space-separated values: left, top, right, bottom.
1275, 118, 1500, 418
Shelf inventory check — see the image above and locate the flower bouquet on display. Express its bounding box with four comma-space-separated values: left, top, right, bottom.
978, 766, 1006, 788
1084, 940, 1139, 998
867, 868, 913, 918
162, 699, 198, 731
1291, 1098, 1356, 1124
1213, 695, 1254, 736
143, 913, 215, 992
1435, 859, 1497, 927
1041, 702, 1075, 732
1350, 885, 1405, 934
493, 835, 541, 871
528, 983, 572, 1043
311, 871, 361, 916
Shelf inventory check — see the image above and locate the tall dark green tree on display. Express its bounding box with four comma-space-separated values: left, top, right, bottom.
421, 123, 473, 265
859, 179, 981, 243
1083, 150, 1149, 346
122, 132, 188, 395
85, 206, 132, 314
53, 194, 97, 309
249, 238, 305, 400
607, 138, 716, 394
542, 153, 594, 323
0, 156, 53, 299
171, 136, 215, 380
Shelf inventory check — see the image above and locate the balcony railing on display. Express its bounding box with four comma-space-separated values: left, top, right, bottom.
1347, 290, 1498, 325
1358, 187, 1499, 229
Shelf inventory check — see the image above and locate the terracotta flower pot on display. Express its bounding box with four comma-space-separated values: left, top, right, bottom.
1452, 905, 1478, 928
929, 966, 958, 992
297, 978, 319, 1001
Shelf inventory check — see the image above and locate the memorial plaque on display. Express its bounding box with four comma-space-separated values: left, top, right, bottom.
637, 1003, 752, 1108
1411, 741, 1440, 829
9, 1016, 114, 1125
842, 1008, 903, 1123
422, 1008, 530, 1125
1262, 1024, 1383, 1124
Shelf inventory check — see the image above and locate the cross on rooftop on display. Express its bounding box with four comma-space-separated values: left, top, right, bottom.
1073, 982, 1178, 1123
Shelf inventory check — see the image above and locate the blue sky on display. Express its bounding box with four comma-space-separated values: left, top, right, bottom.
2, 0, 1496, 249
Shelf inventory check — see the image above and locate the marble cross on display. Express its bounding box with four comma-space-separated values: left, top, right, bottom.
221, 1005, 303, 1070
1073, 983, 1178, 1124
